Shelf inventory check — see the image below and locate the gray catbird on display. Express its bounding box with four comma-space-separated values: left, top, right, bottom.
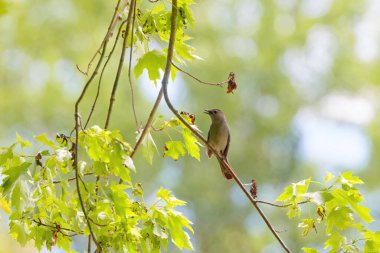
204, 109, 233, 180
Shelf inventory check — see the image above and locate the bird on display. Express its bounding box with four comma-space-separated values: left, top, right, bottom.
204, 109, 233, 180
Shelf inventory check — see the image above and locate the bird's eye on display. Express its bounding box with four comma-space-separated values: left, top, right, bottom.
212, 110, 216, 114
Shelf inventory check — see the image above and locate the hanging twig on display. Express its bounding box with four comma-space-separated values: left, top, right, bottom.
256, 200, 310, 208
130, 88, 163, 158
171, 60, 227, 86
161, 1, 292, 252
118, 87, 164, 185
76, 0, 126, 76
73, 2, 119, 247
104, 0, 136, 129
128, 2, 139, 128
84, 19, 128, 129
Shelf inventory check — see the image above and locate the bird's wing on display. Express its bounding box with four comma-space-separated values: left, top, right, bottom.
207, 128, 212, 158
223, 132, 230, 157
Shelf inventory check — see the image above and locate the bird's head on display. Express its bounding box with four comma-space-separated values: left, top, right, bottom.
204, 109, 225, 122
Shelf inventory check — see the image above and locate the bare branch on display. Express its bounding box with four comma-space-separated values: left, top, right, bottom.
84, 19, 128, 129
77, 0, 127, 76
128, 3, 139, 128
104, 0, 136, 129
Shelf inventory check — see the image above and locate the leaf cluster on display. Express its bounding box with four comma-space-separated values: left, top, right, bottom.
276, 172, 379, 253
140, 113, 201, 164
132, 0, 200, 84
0, 127, 193, 252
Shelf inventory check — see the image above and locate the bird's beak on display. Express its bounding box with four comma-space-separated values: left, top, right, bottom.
204, 109, 211, 115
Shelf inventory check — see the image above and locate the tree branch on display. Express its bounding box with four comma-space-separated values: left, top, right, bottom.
127, 2, 139, 128
104, 0, 136, 129
84, 19, 128, 129
76, 0, 126, 76
161, 1, 292, 252
72, 0, 122, 246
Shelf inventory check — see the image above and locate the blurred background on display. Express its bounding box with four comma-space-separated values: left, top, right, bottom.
1, 0, 380, 252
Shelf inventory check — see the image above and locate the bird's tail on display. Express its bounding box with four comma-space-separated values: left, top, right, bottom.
218, 159, 233, 180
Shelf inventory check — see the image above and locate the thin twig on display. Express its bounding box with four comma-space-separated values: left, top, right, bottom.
104, 0, 136, 129
52, 172, 94, 184
74, 23, 111, 250
84, 19, 128, 129
255, 200, 310, 208
76, 0, 124, 76
89, 217, 109, 227
171, 61, 227, 86
128, 2, 139, 128
78, 174, 90, 193
131, 88, 163, 158
117, 86, 164, 185
72, 130, 100, 250
32, 219, 82, 236
161, 1, 292, 252
109, 0, 129, 37
88, 235, 91, 253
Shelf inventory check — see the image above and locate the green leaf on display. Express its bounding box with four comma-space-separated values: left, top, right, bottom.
164, 141, 186, 161
10, 221, 30, 246
153, 223, 168, 239
178, 5, 195, 28
175, 42, 202, 61
1, 162, 31, 197
325, 171, 335, 182
364, 230, 380, 253
0, 194, 11, 214
181, 128, 200, 160
167, 211, 193, 249
298, 219, 315, 236
32, 225, 51, 251
157, 187, 170, 200
276, 184, 294, 202
325, 205, 355, 233
324, 232, 346, 251
0, 144, 15, 165
141, 132, 157, 164
134, 50, 166, 83
35, 133, 58, 149
331, 188, 374, 223
57, 233, 71, 251
276, 178, 311, 203
11, 180, 30, 212
302, 248, 319, 253
340, 171, 364, 186
178, 0, 195, 5
354, 205, 374, 224
16, 133, 32, 148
